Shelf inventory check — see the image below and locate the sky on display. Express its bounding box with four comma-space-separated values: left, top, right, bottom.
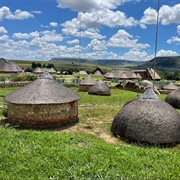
0, 0, 180, 61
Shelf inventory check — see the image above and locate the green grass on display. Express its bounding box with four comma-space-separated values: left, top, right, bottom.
0, 127, 180, 179
0, 86, 180, 179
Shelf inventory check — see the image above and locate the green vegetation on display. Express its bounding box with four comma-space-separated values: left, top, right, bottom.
10, 60, 111, 74
0, 127, 180, 179
0, 86, 179, 179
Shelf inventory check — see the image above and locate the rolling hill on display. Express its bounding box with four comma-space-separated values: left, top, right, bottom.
136, 56, 180, 72
49, 57, 146, 67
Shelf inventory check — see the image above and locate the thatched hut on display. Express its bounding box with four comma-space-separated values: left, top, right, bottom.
4, 71, 81, 128
79, 75, 97, 92
88, 80, 111, 96
163, 82, 178, 93
165, 88, 180, 109
33, 67, 43, 74
111, 87, 180, 144
0, 58, 22, 73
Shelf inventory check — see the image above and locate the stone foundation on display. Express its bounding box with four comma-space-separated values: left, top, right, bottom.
7, 101, 78, 128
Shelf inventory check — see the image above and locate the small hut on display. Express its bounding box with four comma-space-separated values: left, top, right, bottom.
5, 71, 81, 128
0, 58, 22, 73
111, 87, 180, 144
163, 82, 178, 93
33, 67, 43, 74
165, 88, 180, 109
79, 75, 97, 92
88, 80, 111, 96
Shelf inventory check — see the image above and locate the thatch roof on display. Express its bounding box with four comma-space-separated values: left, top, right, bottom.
79, 75, 96, 85
93, 70, 102, 76
165, 88, 180, 108
111, 87, 180, 144
79, 71, 87, 75
5, 71, 81, 104
88, 80, 110, 96
163, 82, 178, 90
33, 67, 43, 73
147, 68, 161, 80
0, 58, 22, 73
104, 68, 138, 80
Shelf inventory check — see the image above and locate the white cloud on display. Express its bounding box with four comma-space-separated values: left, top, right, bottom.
67, 39, 79, 44
157, 49, 179, 57
0, 6, 34, 21
139, 7, 157, 26
0, 34, 9, 41
140, 4, 180, 27
177, 25, 180, 34
107, 29, 149, 50
160, 4, 180, 25
0, 26, 8, 33
12, 31, 39, 39
123, 50, 150, 61
86, 39, 107, 51
80, 9, 138, 28
56, 0, 131, 12
29, 30, 63, 48
50, 22, 58, 27
167, 36, 180, 44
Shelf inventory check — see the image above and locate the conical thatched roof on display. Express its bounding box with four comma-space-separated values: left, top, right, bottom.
165, 88, 180, 108
79, 75, 96, 85
163, 82, 178, 90
111, 87, 180, 144
0, 58, 22, 73
88, 80, 110, 96
5, 71, 81, 104
94, 70, 102, 76
33, 67, 43, 73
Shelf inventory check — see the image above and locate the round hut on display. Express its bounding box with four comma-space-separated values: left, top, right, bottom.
111, 87, 180, 144
165, 88, 180, 109
88, 80, 111, 96
163, 82, 178, 93
33, 67, 43, 74
4, 71, 81, 128
79, 75, 97, 92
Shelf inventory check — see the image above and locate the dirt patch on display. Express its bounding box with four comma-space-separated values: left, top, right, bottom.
60, 120, 118, 144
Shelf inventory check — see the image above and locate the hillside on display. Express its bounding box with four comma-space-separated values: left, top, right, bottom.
49, 57, 146, 67
136, 56, 180, 72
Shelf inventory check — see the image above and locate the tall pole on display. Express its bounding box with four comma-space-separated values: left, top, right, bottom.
153, 0, 160, 88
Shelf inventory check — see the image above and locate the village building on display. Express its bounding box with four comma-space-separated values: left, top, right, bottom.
104, 68, 139, 81
92, 67, 104, 76
165, 88, 180, 109
33, 67, 56, 74
0, 58, 22, 73
163, 82, 178, 93
104, 68, 161, 81
111, 87, 180, 144
133, 68, 161, 80
79, 75, 97, 92
4, 71, 81, 128
88, 80, 111, 96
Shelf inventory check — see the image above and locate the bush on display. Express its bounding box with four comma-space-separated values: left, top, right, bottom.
11, 75, 37, 82
0, 77, 6, 82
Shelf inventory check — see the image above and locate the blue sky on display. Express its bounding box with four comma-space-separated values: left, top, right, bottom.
0, 0, 180, 61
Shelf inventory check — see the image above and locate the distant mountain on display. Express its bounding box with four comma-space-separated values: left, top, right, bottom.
136, 56, 180, 72
49, 57, 147, 67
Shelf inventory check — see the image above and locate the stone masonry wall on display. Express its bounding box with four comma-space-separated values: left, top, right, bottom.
0, 81, 31, 88
7, 101, 78, 128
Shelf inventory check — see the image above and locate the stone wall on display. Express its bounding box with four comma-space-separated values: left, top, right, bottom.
7, 101, 79, 128
0, 81, 31, 88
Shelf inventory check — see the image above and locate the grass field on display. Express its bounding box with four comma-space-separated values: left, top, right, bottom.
0, 86, 180, 179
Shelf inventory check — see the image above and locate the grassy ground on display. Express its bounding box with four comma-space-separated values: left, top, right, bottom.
0, 86, 180, 179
